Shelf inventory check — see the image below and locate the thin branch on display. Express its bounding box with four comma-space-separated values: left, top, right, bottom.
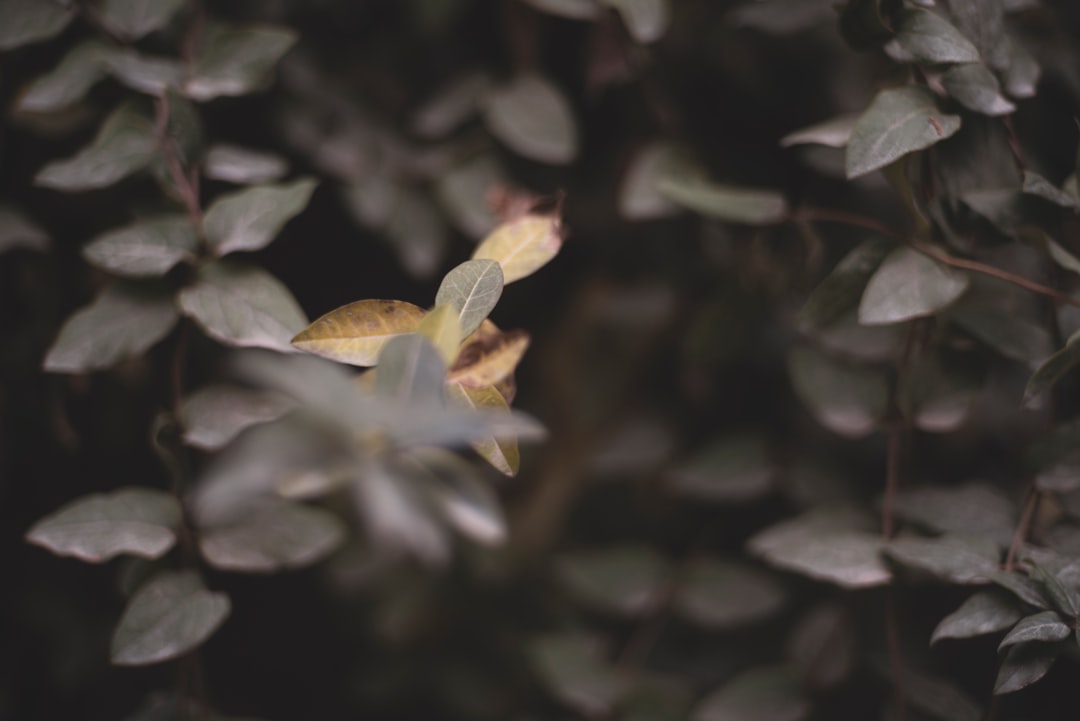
790, 207, 899, 239
1004, 488, 1040, 572
153, 94, 205, 238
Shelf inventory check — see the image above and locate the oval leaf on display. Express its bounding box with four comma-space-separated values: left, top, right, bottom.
44, 283, 179, 373
198, 499, 345, 573
180, 383, 295, 450
292, 299, 426, 366
472, 213, 562, 284
178, 261, 308, 352
932, 590, 1023, 644
998, 611, 1071, 650
16, 40, 110, 113
0, 0, 74, 51
82, 215, 197, 278
943, 63, 1016, 117
1023, 329, 1080, 407
35, 103, 157, 192
885, 535, 1001, 583
435, 259, 505, 338
673, 557, 786, 629
186, 25, 298, 101
111, 571, 231, 666
375, 334, 447, 406
204, 177, 318, 257
667, 433, 775, 503
483, 74, 579, 164
859, 246, 969, 325
557, 545, 670, 617
26, 488, 180, 562
203, 144, 288, 184
798, 238, 891, 331
893, 7, 980, 64
846, 86, 961, 179
99, 0, 184, 40
787, 347, 889, 438
528, 634, 627, 717
994, 642, 1060, 695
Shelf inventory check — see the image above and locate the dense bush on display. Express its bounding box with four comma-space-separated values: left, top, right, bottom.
4, 1, 1080, 720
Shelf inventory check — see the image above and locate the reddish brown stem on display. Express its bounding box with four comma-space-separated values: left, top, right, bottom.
1004, 488, 1040, 572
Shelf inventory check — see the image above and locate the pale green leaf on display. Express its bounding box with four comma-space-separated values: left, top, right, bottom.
43, 283, 179, 372
780, 113, 859, 148
994, 642, 1059, 694
1003, 40, 1040, 99
528, 634, 626, 716
179, 383, 294, 450
435, 259, 504, 338
178, 261, 308, 352
797, 238, 891, 331
186, 25, 298, 101
932, 590, 1023, 644
846, 86, 961, 179
16, 41, 110, 113
351, 458, 450, 565
203, 144, 287, 184
82, 215, 197, 277
667, 433, 775, 503
618, 141, 688, 220
1022, 171, 1079, 210
1029, 565, 1080, 618
291, 299, 427, 366
436, 153, 503, 238
1024, 328, 1080, 407
858, 246, 970, 325
375, 334, 447, 406
893, 7, 980, 64
943, 63, 1016, 116
472, 213, 562, 284
198, 499, 345, 572
601, 0, 670, 44
786, 604, 856, 689
34, 103, 157, 191
26, 488, 180, 562
998, 611, 1071, 650
204, 177, 318, 256
885, 535, 1000, 583
951, 302, 1052, 369
557, 546, 670, 617
657, 177, 788, 225
693, 666, 808, 721
0, 0, 74, 51
0, 205, 49, 254
673, 557, 785, 629
104, 50, 184, 95
483, 74, 579, 164
787, 347, 889, 438
446, 382, 521, 476
111, 571, 230, 666
100, 0, 184, 40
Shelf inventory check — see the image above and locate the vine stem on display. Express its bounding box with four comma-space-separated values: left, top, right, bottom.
1004, 488, 1040, 572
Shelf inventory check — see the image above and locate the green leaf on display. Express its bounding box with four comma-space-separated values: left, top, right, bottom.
748, 507, 891, 589
375, 334, 447, 406
417, 448, 507, 544
950, 302, 1052, 369
528, 634, 626, 717
1003, 40, 1040, 99
198, 499, 345, 572
943, 63, 1016, 116
34, 103, 157, 191
990, 571, 1051, 609
436, 260, 505, 340
1022, 171, 1079, 210
787, 346, 889, 438
666, 433, 775, 503
351, 458, 450, 564
673, 557, 786, 629
111, 571, 230, 666
0, 205, 49, 254
994, 642, 1059, 694
203, 144, 287, 184
901, 663, 983, 721
623, 677, 693, 721
657, 177, 788, 225
82, 215, 197, 278
483, 74, 579, 164
557, 545, 670, 617
846, 86, 961, 179
618, 141, 687, 220
472, 213, 562, 284
446, 382, 521, 476
186, 25, 298, 101
25, 488, 180, 562
797, 238, 892, 331
893, 7, 980, 64
885, 535, 1000, 583
693, 666, 809, 721
858, 246, 969, 325
435, 153, 503, 238
1029, 565, 1080, 618
897, 353, 976, 433
932, 590, 1023, 644
104, 50, 184, 95
0, 0, 74, 51
1024, 328, 1080, 408
99, 0, 184, 40
16, 41, 110, 113
998, 611, 1071, 649
893, 483, 1015, 544
204, 177, 318, 256
291, 299, 427, 366
178, 261, 308, 352
780, 113, 860, 148
179, 383, 294, 450
43, 283, 179, 373
601, 0, 670, 44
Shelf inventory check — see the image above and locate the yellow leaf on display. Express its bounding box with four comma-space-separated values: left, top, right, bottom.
416, 303, 463, 366
447, 382, 520, 476
448, 329, 530, 388
471, 213, 562, 284
291, 299, 425, 366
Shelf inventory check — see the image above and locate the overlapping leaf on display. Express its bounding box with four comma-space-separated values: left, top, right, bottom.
204, 178, 318, 256
292, 299, 426, 366
846, 87, 961, 179
859, 246, 969, 325
472, 213, 562, 284
186, 25, 298, 101
180, 384, 295, 450
198, 499, 345, 572
435, 259, 504, 338
35, 103, 157, 191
